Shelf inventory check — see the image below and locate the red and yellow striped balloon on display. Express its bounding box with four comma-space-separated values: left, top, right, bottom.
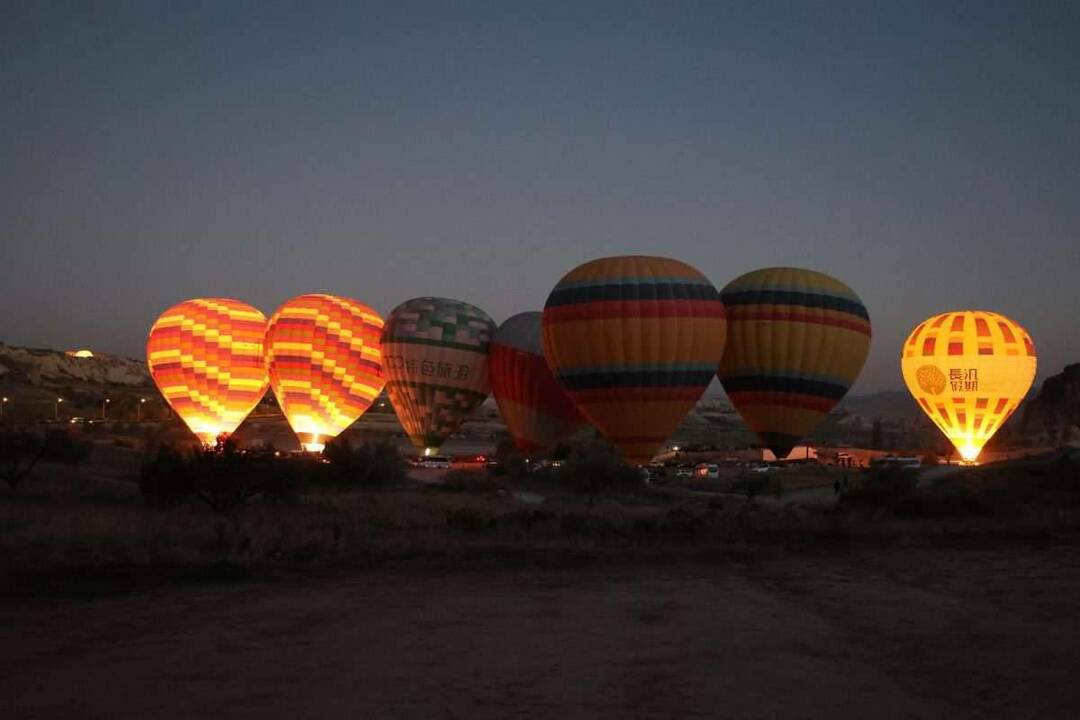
489, 312, 584, 453
265, 294, 386, 452
147, 298, 269, 445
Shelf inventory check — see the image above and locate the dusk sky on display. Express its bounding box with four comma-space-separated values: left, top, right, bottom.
2, 1, 1077, 393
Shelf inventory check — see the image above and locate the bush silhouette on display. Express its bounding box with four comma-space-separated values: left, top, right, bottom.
551, 440, 643, 503
139, 436, 405, 512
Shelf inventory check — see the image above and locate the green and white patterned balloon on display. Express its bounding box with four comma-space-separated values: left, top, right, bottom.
381, 297, 495, 452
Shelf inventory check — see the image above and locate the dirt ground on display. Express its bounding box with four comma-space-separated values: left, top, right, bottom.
3, 547, 1080, 719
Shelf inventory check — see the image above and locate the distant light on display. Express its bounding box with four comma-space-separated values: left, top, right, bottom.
66, 349, 94, 358
140, 398, 146, 403
672, 446, 680, 452
57, 397, 63, 403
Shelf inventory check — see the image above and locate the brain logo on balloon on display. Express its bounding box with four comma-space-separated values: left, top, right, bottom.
916, 365, 947, 395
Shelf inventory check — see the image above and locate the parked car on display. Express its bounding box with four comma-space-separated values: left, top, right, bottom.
870, 456, 922, 470
694, 463, 720, 480
675, 466, 694, 479
451, 454, 487, 469
418, 454, 452, 469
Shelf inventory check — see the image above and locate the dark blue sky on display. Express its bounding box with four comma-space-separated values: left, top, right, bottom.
2, 1, 1077, 392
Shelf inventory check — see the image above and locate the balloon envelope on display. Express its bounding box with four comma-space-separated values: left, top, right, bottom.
264, 294, 386, 452
718, 267, 871, 460
901, 310, 1036, 463
146, 298, 269, 445
382, 297, 495, 453
542, 256, 727, 465
489, 312, 583, 453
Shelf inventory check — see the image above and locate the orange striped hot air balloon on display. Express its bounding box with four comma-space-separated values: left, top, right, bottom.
901, 311, 1036, 463
147, 298, 269, 445
264, 294, 386, 452
542, 256, 727, 465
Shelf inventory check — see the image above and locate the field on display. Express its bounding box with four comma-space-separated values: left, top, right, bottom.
4, 550, 1080, 718
3, 441, 1080, 718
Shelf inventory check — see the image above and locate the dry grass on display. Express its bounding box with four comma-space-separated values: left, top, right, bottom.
4, 454, 1080, 592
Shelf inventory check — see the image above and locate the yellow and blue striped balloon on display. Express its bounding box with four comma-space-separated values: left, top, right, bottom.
718, 267, 871, 459
542, 256, 727, 465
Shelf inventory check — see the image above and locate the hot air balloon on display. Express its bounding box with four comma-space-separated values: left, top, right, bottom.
718, 267, 871, 460
382, 297, 495, 454
146, 298, 269, 445
542, 256, 727, 465
901, 311, 1036, 463
264, 294, 386, 452
489, 312, 584, 453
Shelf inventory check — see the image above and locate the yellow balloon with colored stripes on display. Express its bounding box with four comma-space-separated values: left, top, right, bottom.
718, 267, 871, 460
901, 311, 1036, 463
542, 256, 727, 465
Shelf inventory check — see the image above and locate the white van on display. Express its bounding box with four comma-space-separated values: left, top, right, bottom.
418, 454, 452, 469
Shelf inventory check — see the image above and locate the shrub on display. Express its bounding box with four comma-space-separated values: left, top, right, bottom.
0, 429, 90, 490
439, 469, 501, 493
0, 430, 45, 490
368, 439, 406, 486
1037, 453, 1080, 492
139, 443, 196, 507
732, 475, 773, 497
140, 438, 293, 513
893, 483, 991, 517
41, 430, 92, 466
840, 465, 918, 509
321, 437, 405, 488
187, 437, 263, 513
492, 437, 526, 476
551, 440, 644, 502
139, 437, 407, 511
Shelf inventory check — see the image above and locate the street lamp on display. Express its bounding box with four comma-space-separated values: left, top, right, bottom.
1, 396, 8, 421
102, 397, 111, 420
55, 397, 63, 421
138, 397, 146, 422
